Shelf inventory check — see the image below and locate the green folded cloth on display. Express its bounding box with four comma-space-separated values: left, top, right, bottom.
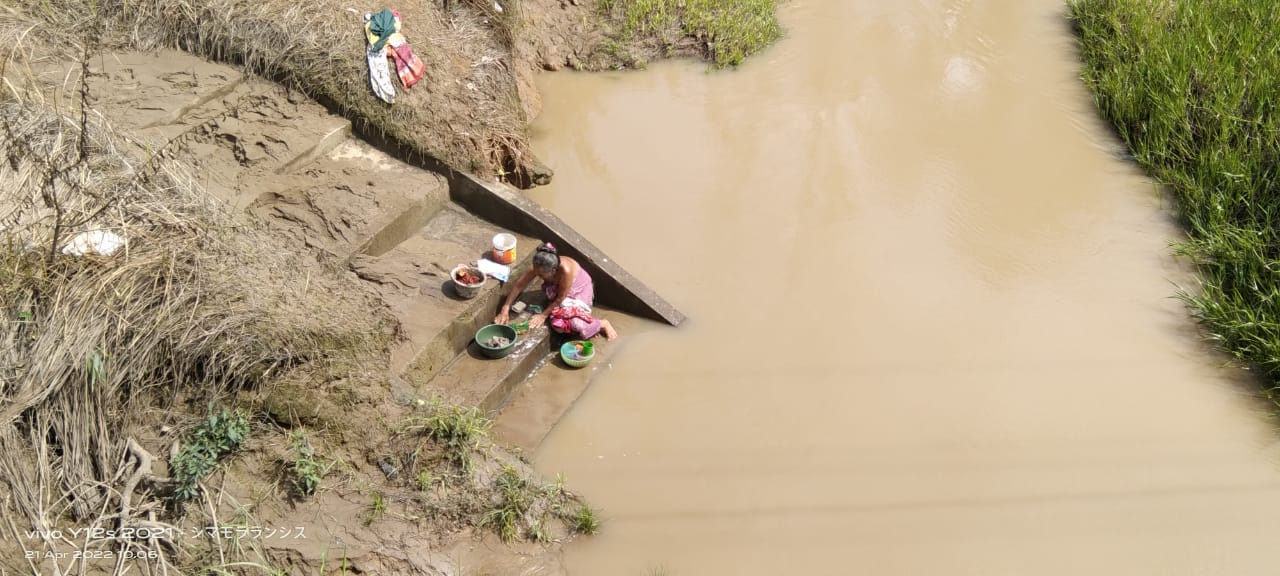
368, 8, 397, 52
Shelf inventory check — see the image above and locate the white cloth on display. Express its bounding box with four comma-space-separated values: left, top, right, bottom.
477, 258, 510, 282
367, 45, 396, 104
560, 297, 592, 314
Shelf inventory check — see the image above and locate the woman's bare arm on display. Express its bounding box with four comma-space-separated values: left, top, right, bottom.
496, 268, 537, 321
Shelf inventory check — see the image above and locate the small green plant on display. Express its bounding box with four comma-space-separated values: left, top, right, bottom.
481, 465, 532, 542
402, 398, 492, 475
86, 350, 106, 386
287, 431, 323, 498
366, 491, 386, 525
530, 514, 553, 544
415, 470, 437, 492
319, 546, 351, 575
569, 503, 601, 535
542, 472, 568, 501
170, 407, 249, 503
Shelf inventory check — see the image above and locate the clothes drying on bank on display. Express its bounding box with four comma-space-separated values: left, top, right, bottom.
363, 8, 426, 99
367, 43, 396, 103
389, 43, 425, 88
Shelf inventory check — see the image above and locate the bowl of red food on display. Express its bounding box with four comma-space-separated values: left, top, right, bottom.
451, 264, 486, 299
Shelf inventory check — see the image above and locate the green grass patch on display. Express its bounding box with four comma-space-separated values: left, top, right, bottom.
401, 398, 492, 475
482, 465, 533, 542
568, 502, 601, 535
600, 0, 782, 67
1070, 0, 1280, 387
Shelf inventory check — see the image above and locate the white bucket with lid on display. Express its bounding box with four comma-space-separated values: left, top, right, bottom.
492, 233, 516, 264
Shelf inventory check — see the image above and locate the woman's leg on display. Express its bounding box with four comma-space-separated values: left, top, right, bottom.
568, 317, 617, 341
598, 319, 618, 341
569, 317, 601, 339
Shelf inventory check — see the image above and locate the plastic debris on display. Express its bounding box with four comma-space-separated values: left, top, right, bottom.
62, 230, 125, 257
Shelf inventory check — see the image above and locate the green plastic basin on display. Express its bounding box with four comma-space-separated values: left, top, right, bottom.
475, 324, 518, 358
559, 340, 594, 368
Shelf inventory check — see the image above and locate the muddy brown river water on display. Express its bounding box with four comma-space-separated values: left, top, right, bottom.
526, 1, 1280, 574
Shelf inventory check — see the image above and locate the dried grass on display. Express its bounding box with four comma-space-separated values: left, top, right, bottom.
0, 31, 391, 571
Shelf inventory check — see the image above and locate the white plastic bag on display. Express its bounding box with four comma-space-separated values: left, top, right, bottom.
62, 230, 126, 257
477, 258, 511, 282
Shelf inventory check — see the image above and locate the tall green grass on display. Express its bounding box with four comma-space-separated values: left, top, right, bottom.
600, 0, 781, 67
1070, 0, 1280, 386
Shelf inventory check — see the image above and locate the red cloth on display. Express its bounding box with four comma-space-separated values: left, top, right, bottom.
390, 44, 426, 89
549, 305, 600, 338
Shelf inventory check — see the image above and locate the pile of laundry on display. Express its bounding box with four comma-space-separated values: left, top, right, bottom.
364, 8, 426, 104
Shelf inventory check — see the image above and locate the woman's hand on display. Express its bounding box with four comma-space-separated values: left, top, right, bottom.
494, 306, 510, 325
529, 313, 548, 330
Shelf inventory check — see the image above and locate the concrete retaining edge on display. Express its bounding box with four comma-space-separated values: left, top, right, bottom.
341, 117, 686, 327
446, 172, 687, 327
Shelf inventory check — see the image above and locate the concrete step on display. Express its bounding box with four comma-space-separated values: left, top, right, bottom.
387, 271, 532, 381
348, 203, 538, 379
418, 283, 611, 413
245, 173, 445, 261
246, 137, 450, 260
170, 88, 350, 209
60, 51, 351, 209
491, 312, 642, 452
35, 52, 245, 133
424, 324, 557, 414
276, 122, 353, 175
